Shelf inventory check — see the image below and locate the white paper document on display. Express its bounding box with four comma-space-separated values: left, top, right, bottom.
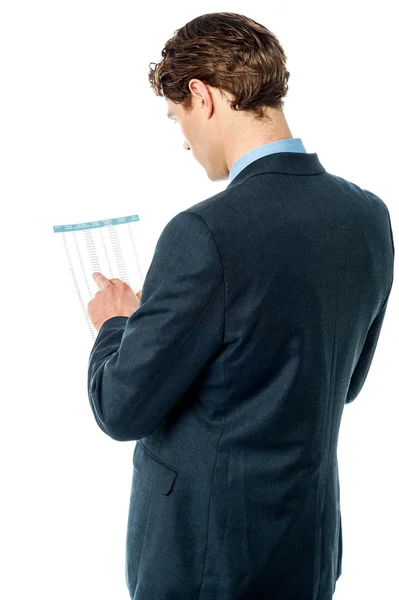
53, 213, 152, 341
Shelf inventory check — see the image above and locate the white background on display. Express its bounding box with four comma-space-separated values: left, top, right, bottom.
0, 1, 397, 598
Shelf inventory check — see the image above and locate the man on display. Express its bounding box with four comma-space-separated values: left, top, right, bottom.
87, 12, 395, 600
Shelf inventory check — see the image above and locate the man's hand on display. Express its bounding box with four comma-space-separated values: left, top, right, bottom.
87, 272, 142, 331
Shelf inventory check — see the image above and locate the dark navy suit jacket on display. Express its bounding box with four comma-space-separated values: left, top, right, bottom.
87, 151, 395, 600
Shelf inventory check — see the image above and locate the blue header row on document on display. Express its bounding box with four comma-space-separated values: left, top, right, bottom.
53, 214, 140, 233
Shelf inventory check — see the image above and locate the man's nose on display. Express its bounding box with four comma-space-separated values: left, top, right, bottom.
184, 140, 191, 150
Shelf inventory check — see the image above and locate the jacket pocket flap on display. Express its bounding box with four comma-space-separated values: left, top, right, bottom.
133, 441, 178, 495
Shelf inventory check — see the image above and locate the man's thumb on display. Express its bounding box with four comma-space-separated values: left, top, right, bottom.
136, 289, 142, 299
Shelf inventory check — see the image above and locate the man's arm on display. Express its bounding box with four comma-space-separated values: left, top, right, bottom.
345, 289, 392, 404
346, 201, 395, 404
87, 210, 224, 440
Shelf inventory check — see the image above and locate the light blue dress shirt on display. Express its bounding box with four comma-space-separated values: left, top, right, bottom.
229, 138, 307, 182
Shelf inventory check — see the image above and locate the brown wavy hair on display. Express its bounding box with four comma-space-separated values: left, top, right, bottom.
148, 12, 290, 122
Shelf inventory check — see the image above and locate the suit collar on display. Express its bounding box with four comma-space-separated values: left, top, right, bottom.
226, 152, 326, 189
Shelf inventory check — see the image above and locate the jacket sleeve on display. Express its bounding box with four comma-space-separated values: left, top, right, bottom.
87, 210, 224, 440
346, 202, 395, 404
345, 289, 392, 403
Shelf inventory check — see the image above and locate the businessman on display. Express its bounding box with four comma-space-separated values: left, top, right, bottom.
87, 12, 395, 600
